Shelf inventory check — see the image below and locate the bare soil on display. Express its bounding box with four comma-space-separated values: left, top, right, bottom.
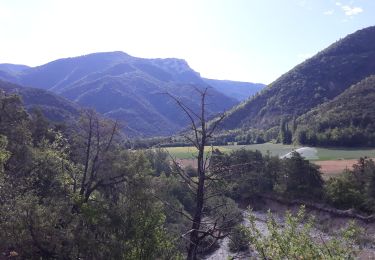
314, 158, 375, 179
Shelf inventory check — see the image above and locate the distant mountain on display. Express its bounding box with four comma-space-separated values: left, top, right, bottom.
0, 64, 29, 74
0, 64, 30, 84
0, 80, 79, 122
219, 26, 375, 132
295, 75, 375, 146
203, 78, 265, 101
0, 52, 238, 137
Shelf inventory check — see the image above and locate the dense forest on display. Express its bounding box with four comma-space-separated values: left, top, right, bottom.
1, 91, 373, 258
294, 75, 375, 146
216, 26, 375, 147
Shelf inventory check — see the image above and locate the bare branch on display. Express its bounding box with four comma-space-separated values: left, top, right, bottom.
207, 112, 226, 138
153, 195, 195, 223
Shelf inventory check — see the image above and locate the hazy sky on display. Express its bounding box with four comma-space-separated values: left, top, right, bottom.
0, 0, 374, 84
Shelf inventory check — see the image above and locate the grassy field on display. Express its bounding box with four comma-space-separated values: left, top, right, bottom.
165, 143, 375, 161
314, 147, 375, 160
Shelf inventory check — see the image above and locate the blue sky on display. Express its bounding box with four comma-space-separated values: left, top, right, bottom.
0, 0, 374, 84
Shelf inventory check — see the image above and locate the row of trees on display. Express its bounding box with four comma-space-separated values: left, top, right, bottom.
210, 149, 323, 202
294, 126, 375, 147
210, 146, 375, 214
218, 112, 375, 147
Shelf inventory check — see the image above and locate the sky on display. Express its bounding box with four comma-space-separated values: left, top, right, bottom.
0, 0, 374, 84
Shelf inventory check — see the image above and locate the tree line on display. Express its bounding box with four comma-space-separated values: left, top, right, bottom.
1, 91, 372, 259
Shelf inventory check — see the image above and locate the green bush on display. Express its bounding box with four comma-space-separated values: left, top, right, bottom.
246, 206, 359, 259
228, 225, 250, 252
325, 158, 375, 213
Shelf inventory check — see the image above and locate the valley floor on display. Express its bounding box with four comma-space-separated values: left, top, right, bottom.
167, 143, 375, 179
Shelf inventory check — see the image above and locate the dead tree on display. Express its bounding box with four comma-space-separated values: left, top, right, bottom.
166, 88, 235, 260
73, 109, 128, 204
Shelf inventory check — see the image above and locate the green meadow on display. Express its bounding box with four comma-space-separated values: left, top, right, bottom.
165, 143, 375, 161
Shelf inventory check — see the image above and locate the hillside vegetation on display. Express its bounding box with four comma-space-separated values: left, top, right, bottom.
0, 80, 79, 122
219, 26, 375, 133
295, 75, 375, 146
0, 89, 369, 259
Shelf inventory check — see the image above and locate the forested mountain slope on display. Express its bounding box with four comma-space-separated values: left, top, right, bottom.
295, 75, 375, 146
0, 80, 79, 122
219, 26, 375, 131
0, 52, 239, 137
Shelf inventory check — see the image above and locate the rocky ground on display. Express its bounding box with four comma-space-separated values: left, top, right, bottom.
206, 199, 375, 259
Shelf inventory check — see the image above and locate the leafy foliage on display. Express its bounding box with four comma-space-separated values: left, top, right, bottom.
325, 157, 375, 213
246, 206, 360, 259
211, 149, 277, 201
211, 149, 323, 201
280, 151, 323, 199
0, 135, 9, 174
0, 93, 177, 259
228, 225, 250, 252
295, 75, 375, 146
278, 117, 292, 144
1, 89, 374, 258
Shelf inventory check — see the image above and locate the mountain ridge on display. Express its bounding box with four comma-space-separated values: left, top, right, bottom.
0, 52, 263, 137
219, 25, 375, 132
203, 78, 265, 101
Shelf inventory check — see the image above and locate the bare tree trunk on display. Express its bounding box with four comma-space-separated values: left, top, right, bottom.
74, 110, 122, 209
80, 110, 93, 197
187, 144, 205, 259
187, 92, 207, 259
166, 88, 226, 260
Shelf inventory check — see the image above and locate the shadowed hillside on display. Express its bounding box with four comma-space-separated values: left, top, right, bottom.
219, 26, 375, 131
295, 75, 375, 146
0, 80, 79, 122
0, 52, 241, 137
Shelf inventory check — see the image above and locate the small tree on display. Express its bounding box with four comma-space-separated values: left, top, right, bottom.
71, 109, 125, 204
246, 206, 359, 259
325, 158, 375, 212
279, 117, 292, 144
282, 151, 323, 199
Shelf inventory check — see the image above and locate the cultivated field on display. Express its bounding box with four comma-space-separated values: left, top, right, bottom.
165, 143, 375, 177
165, 143, 375, 160
165, 143, 298, 159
